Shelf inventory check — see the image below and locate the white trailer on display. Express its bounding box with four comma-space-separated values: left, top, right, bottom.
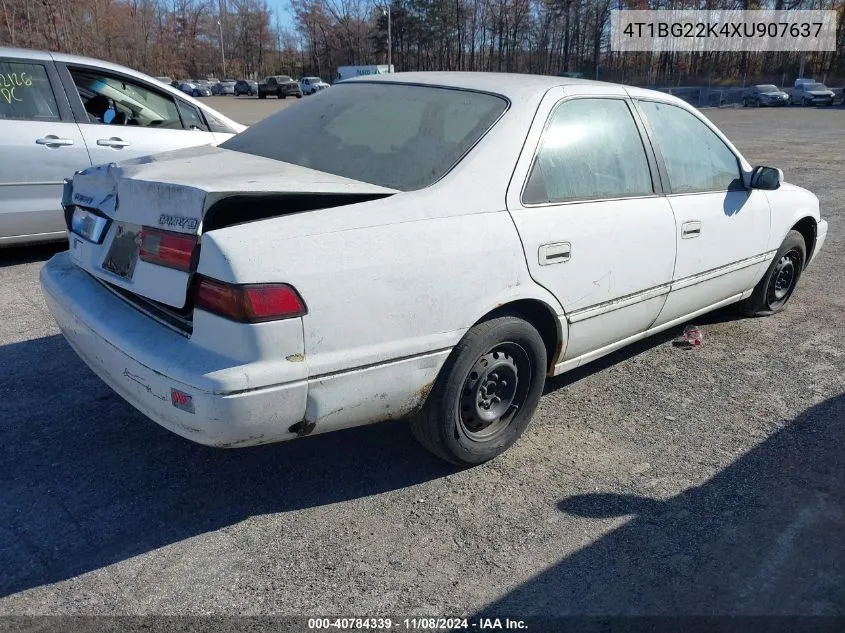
335, 65, 394, 82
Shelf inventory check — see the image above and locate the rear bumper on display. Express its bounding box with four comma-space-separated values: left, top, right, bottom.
40, 252, 308, 447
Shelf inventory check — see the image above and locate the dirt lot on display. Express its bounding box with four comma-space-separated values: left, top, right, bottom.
0, 102, 843, 618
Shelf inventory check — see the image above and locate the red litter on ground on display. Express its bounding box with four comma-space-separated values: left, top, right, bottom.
674, 325, 704, 348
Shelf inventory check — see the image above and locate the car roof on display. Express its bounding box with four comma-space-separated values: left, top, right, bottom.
342, 71, 676, 103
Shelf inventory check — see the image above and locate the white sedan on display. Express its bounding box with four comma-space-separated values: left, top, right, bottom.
41, 73, 827, 465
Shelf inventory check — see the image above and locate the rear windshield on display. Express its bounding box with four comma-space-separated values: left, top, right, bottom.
222, 83, 507, 191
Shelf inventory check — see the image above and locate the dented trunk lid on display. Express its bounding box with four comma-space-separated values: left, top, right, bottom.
64, 145, 397, 309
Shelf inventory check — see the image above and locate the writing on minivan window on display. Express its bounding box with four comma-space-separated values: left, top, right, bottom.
0, 72, 33, 104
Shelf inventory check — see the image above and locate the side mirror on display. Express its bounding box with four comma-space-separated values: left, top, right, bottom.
750, 166, 783, 190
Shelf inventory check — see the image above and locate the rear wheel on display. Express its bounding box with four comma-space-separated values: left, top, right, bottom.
409, 315, 547, 466
258, 92, 266, 99
737, 230, 806, 317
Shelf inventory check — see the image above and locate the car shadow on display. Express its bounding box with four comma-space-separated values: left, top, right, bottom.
0, 334, 455, 597
544, 305, 745, 394
1, 305, 750, 598
478, 393, 845, 616
0, 242, 66, 268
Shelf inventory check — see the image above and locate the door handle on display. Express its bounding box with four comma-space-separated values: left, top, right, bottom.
35, 135, 74, 147
97, 137, 131, 148
539, 242, 571, 265
681, 221, 702, 239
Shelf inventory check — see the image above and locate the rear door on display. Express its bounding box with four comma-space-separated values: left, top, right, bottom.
507, 85, 677, 368
0, 56, 91, 244
56, 62, 218, 165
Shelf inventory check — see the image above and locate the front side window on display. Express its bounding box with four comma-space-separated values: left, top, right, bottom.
70, 68, 184, 130
0, 61, 60, 121
522, 98, 654, 205
638, 100, 742, 194
222, 83, 507, 191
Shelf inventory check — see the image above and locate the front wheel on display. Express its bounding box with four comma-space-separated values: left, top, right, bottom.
258, 92, 266, 99
737, 230, 806, 317
409, 315, 547, 466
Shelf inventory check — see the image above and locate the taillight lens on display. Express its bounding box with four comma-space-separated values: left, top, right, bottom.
192, 276, 307, 323
139, 227, 198, 271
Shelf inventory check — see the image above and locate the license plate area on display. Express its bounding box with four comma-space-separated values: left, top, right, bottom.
102, 223, 141, 280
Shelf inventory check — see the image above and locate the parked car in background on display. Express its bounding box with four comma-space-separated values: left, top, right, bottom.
0, 46, 245, 246
742, 84, 789, 107
212, 79, 236, 96
180, 82, 212, 98
43, 73, 826, 466
258, 75, 302, 99
234, 79, 257, 96
791, 81, 835, 106
300, 76, 329, 95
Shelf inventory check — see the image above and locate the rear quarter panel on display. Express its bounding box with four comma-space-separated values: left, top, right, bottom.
199, 199, 564, 378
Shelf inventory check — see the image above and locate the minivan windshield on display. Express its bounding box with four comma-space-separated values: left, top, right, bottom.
221, 83, 508, 191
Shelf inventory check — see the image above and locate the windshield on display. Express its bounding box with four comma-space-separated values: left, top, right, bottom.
305, 77, 321, 83
757, 85, 779, 92
808, 83, 827, 90
221, 83, 508, 191
276, 76, 291, 82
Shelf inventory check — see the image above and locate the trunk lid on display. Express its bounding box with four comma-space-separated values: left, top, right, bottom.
65, 145, 397, 310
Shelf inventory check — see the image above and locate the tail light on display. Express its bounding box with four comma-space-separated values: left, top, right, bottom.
139, 227, 198, 271
192, 276, 307, 323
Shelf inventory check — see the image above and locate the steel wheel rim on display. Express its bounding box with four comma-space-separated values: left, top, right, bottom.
767, 248, 802, 309
458, 342, 532, 442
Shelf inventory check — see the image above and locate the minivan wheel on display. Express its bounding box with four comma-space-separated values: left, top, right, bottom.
409, 315, 547, 466
737, 230, 806, 317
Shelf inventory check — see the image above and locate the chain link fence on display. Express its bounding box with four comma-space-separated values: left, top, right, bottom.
650, 85, 845, 108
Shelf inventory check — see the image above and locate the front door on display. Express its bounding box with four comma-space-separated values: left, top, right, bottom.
507, 87, 677, 367
634, 98, 771, 327
0, 57, 91, 243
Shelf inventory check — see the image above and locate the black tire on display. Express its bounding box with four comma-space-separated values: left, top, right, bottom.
296, 94, 302, 99
258, 92, 266, 99
280, 92, 287, 99
409, 315, 547, 466
737, 230, 807, 317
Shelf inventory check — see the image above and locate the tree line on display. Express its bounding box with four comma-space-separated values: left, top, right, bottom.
1, 0, 843, 85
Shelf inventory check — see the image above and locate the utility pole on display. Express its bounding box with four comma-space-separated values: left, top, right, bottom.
382, 5, 392, 72
218, 0, 227, 77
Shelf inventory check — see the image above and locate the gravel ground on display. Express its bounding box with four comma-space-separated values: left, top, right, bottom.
0, 104, 843, 619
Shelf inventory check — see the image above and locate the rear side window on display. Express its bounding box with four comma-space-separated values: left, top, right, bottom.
638, 100, 742, 194
222, 83, 507, 191
523, 98, 654, 204
0, 61, 60, 121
